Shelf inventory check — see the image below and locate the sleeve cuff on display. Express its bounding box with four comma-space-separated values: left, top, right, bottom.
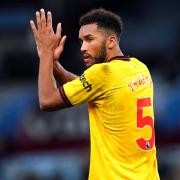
59, 86, 73, 107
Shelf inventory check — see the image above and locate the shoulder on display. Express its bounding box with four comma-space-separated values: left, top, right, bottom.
81, 63, 113, 86
131, 57, 149, 69
84, 63, 112, 76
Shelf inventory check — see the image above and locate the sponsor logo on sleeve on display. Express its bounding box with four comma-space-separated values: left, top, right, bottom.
79, 74, 92, 92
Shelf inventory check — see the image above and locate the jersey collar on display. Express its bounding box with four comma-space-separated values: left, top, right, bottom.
107, 56, 131, 62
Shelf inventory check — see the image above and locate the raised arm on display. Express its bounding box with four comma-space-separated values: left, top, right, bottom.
30, 9, 69, 111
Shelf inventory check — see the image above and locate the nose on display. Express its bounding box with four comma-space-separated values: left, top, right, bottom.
80, 41, 87, 52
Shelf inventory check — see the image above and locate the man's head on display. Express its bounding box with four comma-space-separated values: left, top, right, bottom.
79, 8, 123, 67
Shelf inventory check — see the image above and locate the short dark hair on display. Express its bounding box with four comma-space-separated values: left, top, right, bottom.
79, 8, 123, 41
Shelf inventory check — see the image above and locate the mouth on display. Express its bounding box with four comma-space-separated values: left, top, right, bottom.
83, 54, 91, 63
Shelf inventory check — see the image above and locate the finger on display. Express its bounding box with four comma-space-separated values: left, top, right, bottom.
36, 11, 41, 30
59, 35, 67, 48
30, 20, 38, 35
55, 36, 67, 60
56, 23, 62, 38
47, 11, 53, 32
57, 35, 67, 53
40, 8, 46, 29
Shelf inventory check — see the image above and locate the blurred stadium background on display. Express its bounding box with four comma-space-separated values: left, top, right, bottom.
0, 0, 179, 179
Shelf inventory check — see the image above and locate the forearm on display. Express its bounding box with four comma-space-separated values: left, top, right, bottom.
53, 61, 78, 84
38, 54, 60, 109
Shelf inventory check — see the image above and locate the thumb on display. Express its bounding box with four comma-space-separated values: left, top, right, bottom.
54, 36, 67, 61
57, 35, 67, 52
59, 35, 67, 48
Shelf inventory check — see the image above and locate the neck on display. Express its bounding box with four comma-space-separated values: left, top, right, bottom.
105, 46, 124, 62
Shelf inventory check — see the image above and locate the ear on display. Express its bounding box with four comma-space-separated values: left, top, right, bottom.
107, 36, 116, 49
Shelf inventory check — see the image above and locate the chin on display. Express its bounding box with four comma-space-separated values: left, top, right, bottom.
85, 64, 91, 68
84, 62, 92, 68
84, 60, 97, 68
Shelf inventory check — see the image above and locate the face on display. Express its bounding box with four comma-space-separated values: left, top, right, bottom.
79, 23, 107, 67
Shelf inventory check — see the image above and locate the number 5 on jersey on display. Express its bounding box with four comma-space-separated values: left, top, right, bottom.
136, 97, 155, 150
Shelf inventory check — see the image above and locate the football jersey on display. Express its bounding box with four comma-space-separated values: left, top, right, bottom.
59, 56, 160, 180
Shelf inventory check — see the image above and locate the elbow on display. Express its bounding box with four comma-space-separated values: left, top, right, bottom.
39, 102, 49, 111
39, 95, 65, 111
39, 98, 53, 111
38, 89, 66, 111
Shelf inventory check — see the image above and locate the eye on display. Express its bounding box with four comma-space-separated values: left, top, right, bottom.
86, 37, 94, 42
79, 39, 83, 45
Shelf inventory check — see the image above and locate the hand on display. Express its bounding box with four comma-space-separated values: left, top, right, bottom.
53, 35, 67, 62
30, 9, 66, 60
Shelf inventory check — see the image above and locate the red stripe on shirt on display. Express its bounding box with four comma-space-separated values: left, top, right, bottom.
59, 86, 72, 107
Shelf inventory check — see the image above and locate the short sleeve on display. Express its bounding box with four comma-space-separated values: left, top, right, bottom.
59, 64, 108, 106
